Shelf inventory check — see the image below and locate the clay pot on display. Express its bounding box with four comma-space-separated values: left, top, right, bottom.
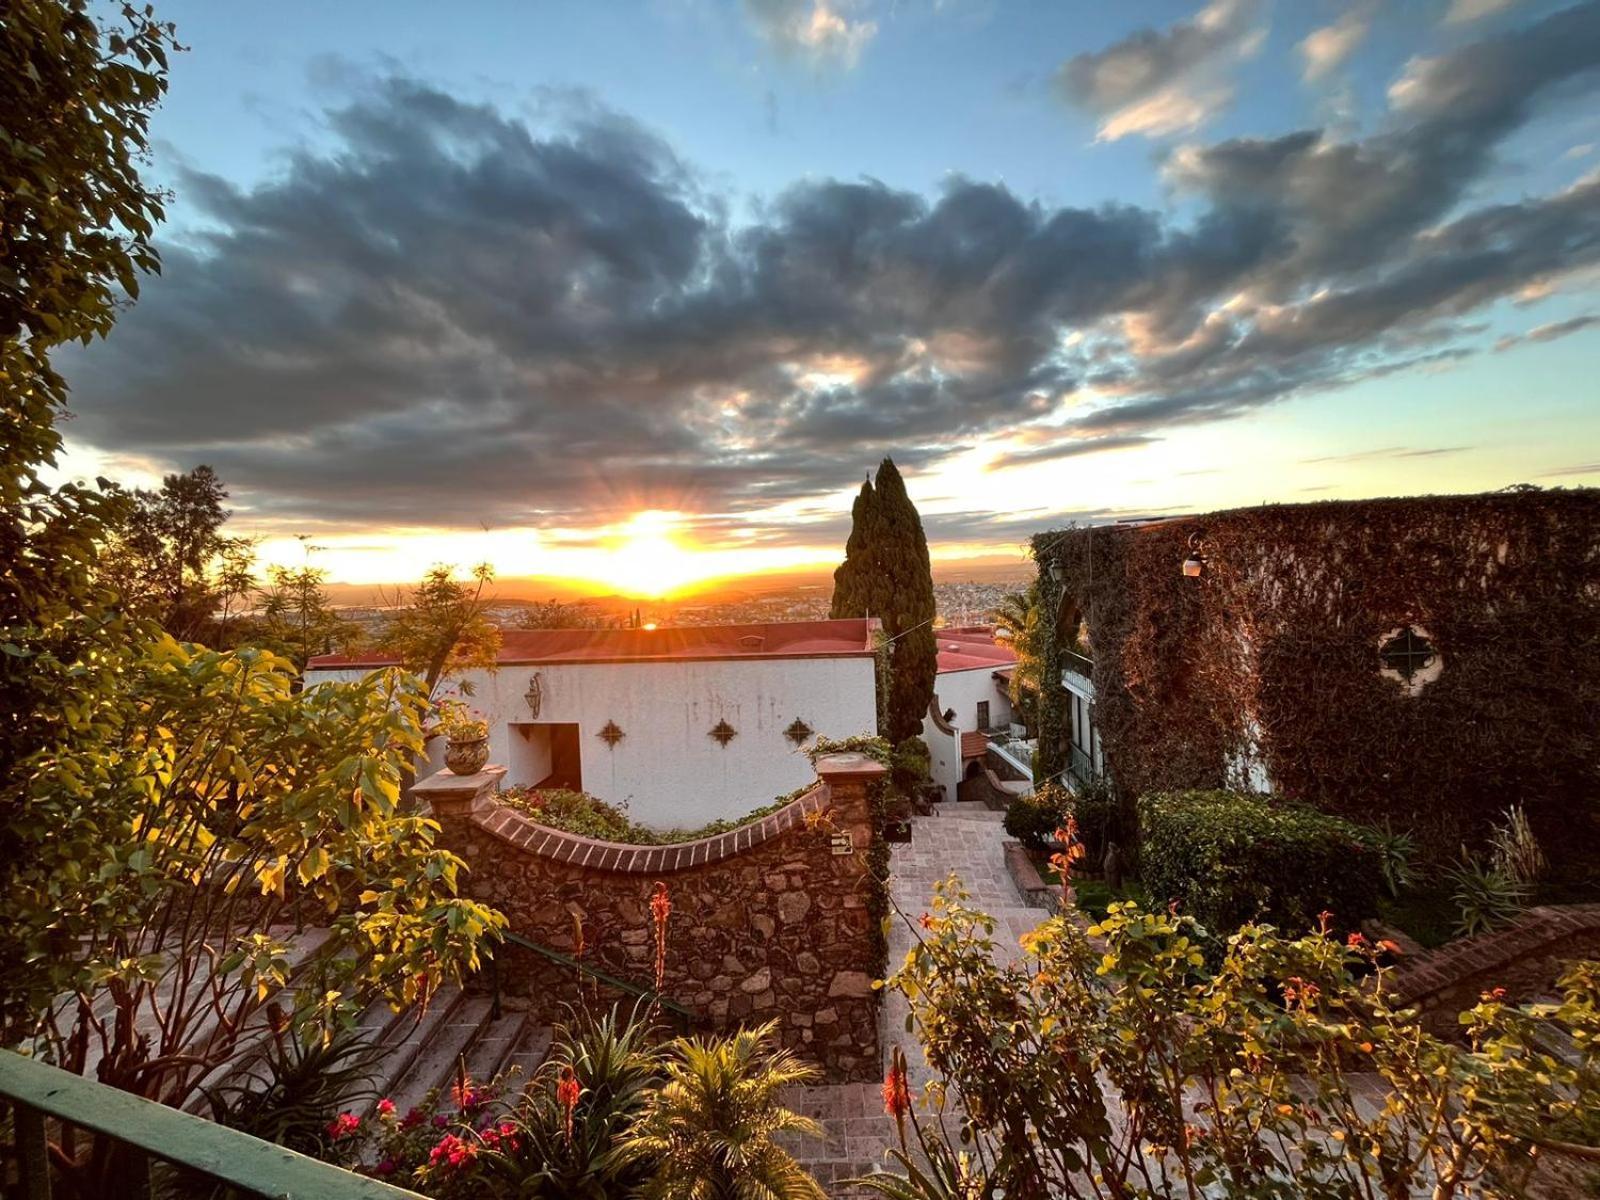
445, 736, 489, 776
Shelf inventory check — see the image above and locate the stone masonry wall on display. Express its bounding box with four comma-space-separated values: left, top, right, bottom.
416, 754, 886, 1082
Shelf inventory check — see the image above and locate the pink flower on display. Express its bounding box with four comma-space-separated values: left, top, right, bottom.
376, 1097, 396, 1118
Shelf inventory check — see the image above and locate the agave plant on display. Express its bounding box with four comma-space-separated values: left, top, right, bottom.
198, 1022, 386, 1164
1446, 852, 1530, 938
501, 1001, 665, 1198
623, 1019, 825, 1200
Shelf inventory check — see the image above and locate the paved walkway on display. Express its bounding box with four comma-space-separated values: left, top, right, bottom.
787, 800, 1041, 1193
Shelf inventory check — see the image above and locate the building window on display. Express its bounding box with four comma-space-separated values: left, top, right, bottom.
1378, 624, 1443, 695
976, 701, 990, 730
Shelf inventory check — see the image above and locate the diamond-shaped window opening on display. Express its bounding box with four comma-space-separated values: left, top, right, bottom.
1378, 625, 1443, 696
783, 718, 815, 747
597, 720, 625, 748
708, 718, 738, 747
1379, 627, 1435, 682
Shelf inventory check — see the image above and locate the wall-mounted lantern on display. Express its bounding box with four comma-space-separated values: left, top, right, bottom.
1182, 532, 1207, 578
524, 672, 544, 717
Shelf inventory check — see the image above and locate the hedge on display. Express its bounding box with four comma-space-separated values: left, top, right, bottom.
1004, 783, 1068, 850
1138, 790, 1383, 934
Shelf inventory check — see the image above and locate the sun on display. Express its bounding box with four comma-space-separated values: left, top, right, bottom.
599, 511, 708, 598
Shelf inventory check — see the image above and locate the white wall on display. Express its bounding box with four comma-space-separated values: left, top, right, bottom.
922, 667, 1013, 801
307, 655, 878, 829
933, 666, 1012, 733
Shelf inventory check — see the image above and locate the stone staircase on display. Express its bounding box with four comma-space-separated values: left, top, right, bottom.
48, 925, 554, 1137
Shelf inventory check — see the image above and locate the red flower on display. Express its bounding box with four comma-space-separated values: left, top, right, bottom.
882, 1047, 914, 1147
650, 881, 672, 991
325, 1111, 361, 1141
557, 1065, 581, 1144
1377, 938, 1404, 957
1317, 910, 1335, 934
400, 1106, 424, 1130
1482, 986, 1508, 1002
919, 912, 935, 930
428, 1133, 478, 1173
376, 1097, 396, 1118
882, 1061, 912, 1120
1346, 931, 1368, 948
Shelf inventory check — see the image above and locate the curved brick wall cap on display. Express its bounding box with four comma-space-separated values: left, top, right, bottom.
471, 782, 834, 874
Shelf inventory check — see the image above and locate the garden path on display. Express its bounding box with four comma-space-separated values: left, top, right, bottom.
785, 799, 1042, 1193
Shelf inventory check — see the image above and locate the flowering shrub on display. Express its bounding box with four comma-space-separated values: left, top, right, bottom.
860, 881, 1600, 1198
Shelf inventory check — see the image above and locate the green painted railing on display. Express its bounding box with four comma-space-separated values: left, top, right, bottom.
0, 1050, 424, 1200
498, 930, 701, 1028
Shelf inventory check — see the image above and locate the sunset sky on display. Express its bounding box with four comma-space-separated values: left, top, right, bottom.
57, 0, 1600, 593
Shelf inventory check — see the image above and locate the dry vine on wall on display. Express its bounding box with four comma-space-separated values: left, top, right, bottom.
1034, 489, 1600, 862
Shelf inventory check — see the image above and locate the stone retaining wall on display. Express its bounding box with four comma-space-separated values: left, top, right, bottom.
415, 754, 886, 1081
1388, 904, 1600, 1034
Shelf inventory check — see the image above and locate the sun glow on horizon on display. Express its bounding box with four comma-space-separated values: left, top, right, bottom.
594, 510, 711, 598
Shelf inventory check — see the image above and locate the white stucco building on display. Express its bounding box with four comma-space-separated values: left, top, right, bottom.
920, 627, 1017, 801
306, 619, 879, 830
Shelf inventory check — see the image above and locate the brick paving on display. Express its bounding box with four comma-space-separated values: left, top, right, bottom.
785, 800, 1034, 1194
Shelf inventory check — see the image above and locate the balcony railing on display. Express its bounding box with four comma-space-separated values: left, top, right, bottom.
0, 1050, 424, 1199
1068, 743, 1100, 788
1062, 649, 1095, 678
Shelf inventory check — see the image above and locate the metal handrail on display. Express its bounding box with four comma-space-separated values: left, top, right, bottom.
0, 1050, 424, 1199
498, 931, 701, 1027
1062, 649, 1095, 677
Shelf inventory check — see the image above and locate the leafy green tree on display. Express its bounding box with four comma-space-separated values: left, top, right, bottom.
0, 24, 506, 1199
624, 1020, 825, 1200
1, 0, 178, 1029
379, 563, 502, 700
19, 640, 503, 1193
100, 464, 254, 639
256, 563, 356, 671
991, 585, 1042, 732
830, 458, 937, 743
519, 597, 608, 630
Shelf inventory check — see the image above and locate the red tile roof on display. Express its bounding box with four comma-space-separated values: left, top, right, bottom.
935, 626, 1019, 674
960, 730, 990, 759
307, 618, 878, 670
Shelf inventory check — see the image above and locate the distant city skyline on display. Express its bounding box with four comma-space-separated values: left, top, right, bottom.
54, 0, 1600, 591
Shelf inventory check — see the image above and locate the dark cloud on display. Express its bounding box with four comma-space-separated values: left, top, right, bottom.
60, 5, 1600, 539
1055, 0, 1266, 140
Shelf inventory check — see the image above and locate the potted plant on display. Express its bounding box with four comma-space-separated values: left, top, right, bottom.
437, 703, 491, 776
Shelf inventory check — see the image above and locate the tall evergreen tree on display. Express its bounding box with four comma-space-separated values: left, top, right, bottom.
828, 477, 876, 619
828, 458, 937, 743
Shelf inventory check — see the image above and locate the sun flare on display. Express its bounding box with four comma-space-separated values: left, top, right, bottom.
598, 511, 709, 598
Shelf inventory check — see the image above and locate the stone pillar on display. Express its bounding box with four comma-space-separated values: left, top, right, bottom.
413, 764, 506, 818
812, 751, 887, 864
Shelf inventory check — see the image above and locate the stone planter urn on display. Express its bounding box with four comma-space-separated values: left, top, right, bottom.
444, 736, 489, 776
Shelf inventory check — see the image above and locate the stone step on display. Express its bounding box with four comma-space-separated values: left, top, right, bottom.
502, 1022, 554, 1082
379, 994, 496, 1119
461, 1010, 533, 1086
357, 985, 468, 1117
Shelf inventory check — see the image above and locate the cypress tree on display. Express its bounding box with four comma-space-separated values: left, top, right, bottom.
828, 459, 937, 743
829, 477, 876, 619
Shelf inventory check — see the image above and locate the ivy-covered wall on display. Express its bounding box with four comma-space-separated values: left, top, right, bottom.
1032, 489, 1600, 860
